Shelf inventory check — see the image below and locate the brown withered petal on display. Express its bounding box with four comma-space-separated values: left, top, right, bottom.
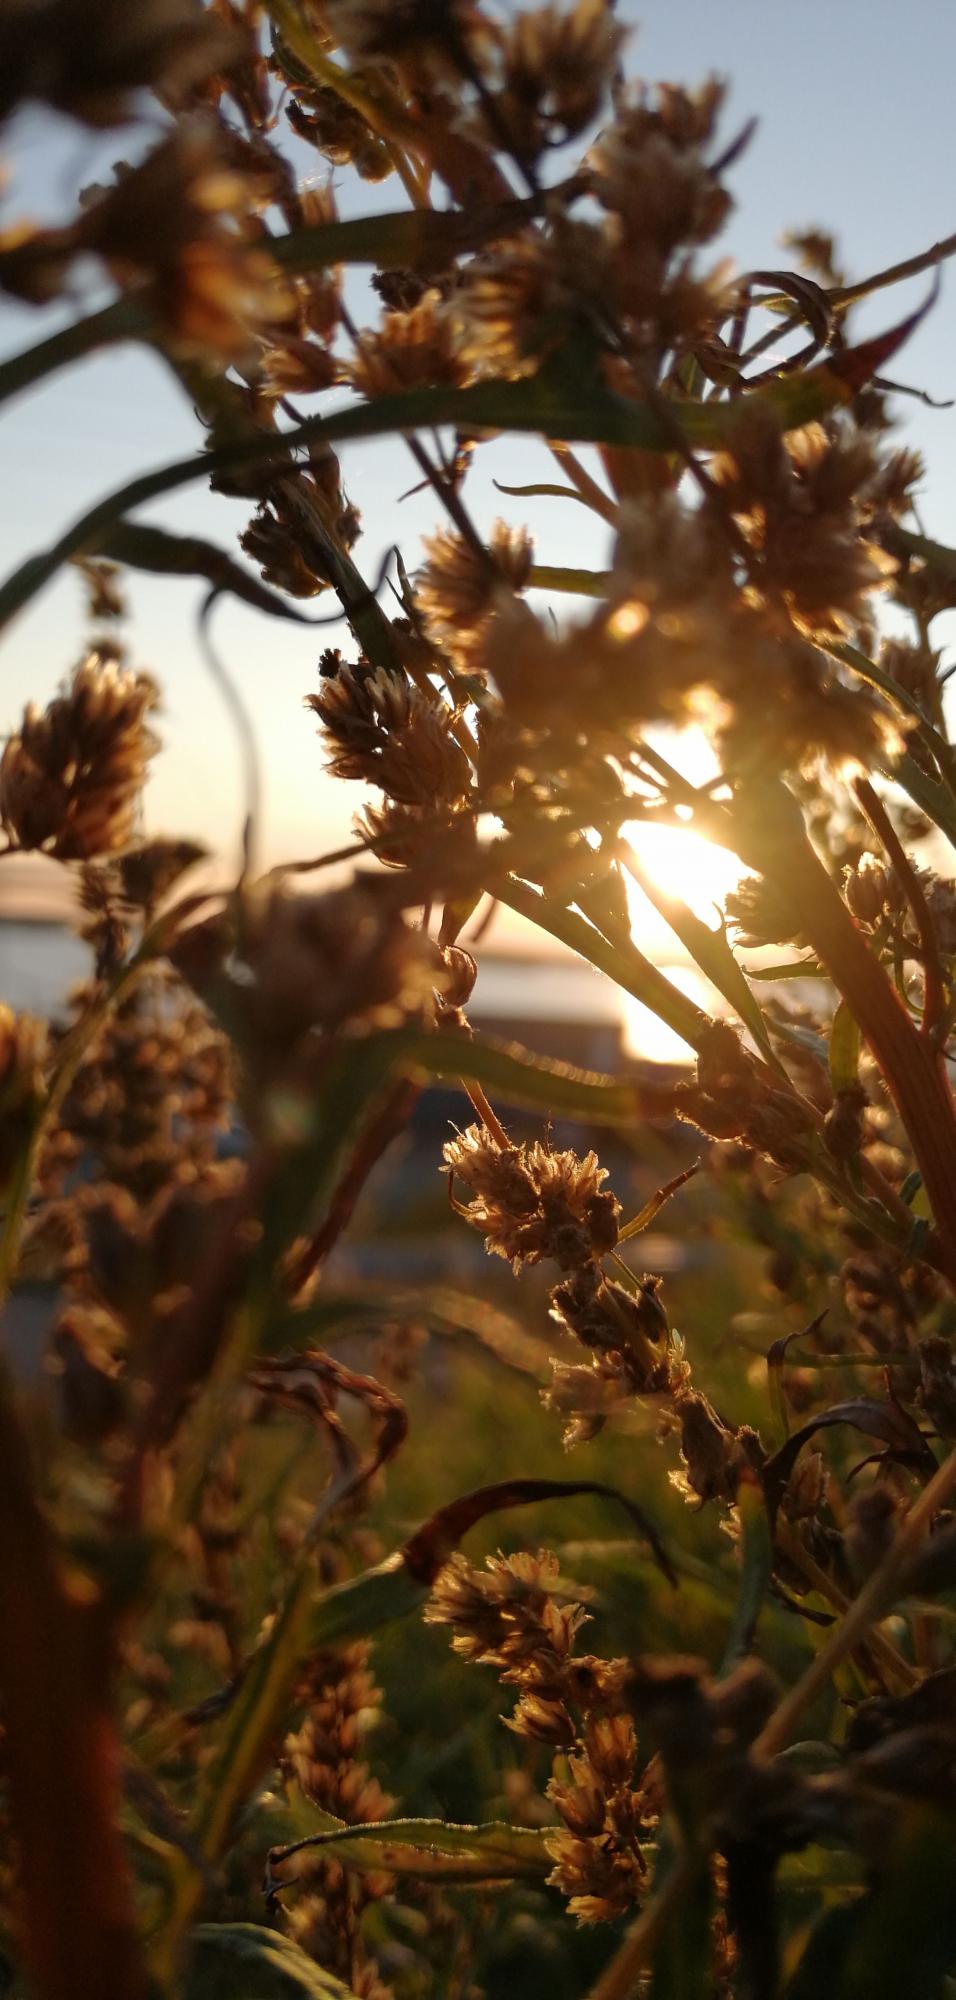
508, 1691, 577, 1746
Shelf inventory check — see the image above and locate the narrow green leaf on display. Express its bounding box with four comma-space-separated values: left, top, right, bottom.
0, 296, 148, 410
749, 958, 827, 980
258, 1284, 547, 1378
829, 1000, 861, 1093
890, 751, 956, 852
0, 319, 915, 639
92, 522, 316, 623
393, 1023, 666, 1125
623, 848, 785, 1074
186, 1923, 358, 1998
783, 1901, 872, 2000
268, 1806, 550, 1890
719, 1474, 773, 1673
785, 1808, 956, 2000
0, 200, 548, 413
498, 873, 710, 1053
886, 523, 956, 588
528, 564, 611, 597
272, 193, 550, 276
494, 478, 598, 508
618, 1163, 700, 1242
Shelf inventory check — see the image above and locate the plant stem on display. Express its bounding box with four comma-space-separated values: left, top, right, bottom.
855, 774, 945, 1033
0, 1372, 146, 2000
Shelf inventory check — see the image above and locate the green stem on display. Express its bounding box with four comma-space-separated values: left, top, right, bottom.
0, 342, 879, 638
497, 873, 711, 1053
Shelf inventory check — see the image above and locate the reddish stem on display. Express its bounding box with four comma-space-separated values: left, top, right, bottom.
854, 775, 945, 1034
0, 1386, 146, 2000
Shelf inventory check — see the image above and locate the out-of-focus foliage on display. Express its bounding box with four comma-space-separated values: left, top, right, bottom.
5, 4, 956, 1997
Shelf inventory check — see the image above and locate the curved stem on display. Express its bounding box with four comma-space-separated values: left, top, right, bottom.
0, 296, 147, 410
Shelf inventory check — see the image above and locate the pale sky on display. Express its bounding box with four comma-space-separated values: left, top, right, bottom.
2, 0, 956, 957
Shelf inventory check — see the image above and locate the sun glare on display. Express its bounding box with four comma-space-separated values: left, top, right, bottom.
618, 817, 748, 1064
623, 818, 746, 929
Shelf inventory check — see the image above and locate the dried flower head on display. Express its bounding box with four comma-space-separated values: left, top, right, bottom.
220, 878, 444, 1065
347, 294, 471, 398
425, 1548, 590, 1678
462, 209, 622, 371
488, 0, 627, 161
1, 652, 159, 859
309, 663, 473, 807
725, 872, 809, 951
443, 1125, 620, 1270
713, 412, 896, 637
78, 120, 293, 359
428, 1546, 653, 1924
417, 520, 534, 648
279, 1642, 395, 1993
671, 1389, 765, 1507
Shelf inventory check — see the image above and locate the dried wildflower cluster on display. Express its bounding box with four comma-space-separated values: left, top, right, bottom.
8, 4, 956, 1998
427, 1550, 654, 1922
442, 1111, 788, 1584
0, 652, 159, 860
282, 1644, 396, 1999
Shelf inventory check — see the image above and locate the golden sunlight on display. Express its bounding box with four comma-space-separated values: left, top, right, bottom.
619, 817, 749, 1064
624, 819, 746, 930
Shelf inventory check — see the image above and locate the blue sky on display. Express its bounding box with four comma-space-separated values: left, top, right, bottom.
2, 0, 956, 887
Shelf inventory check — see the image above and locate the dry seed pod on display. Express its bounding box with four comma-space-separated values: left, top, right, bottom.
845, 854, 888, 926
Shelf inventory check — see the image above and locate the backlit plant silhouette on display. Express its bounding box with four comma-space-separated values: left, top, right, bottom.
5, 4, 956, 1996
